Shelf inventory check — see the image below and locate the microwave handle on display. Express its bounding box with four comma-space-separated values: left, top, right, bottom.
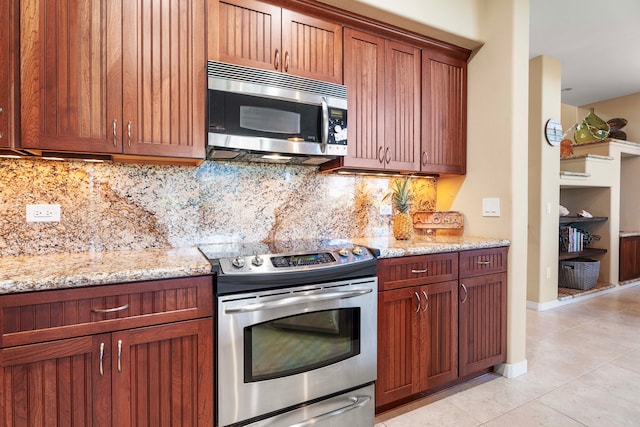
224, 288, 373, 314
321, 97, 329, 153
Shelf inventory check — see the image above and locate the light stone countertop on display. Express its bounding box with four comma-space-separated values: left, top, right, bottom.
620, 231, 640, 238
0, 247, 212, 295
353, 235, 510, 258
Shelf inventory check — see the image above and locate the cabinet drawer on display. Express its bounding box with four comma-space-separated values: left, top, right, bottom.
0, 275, 213, 347
378, 253, 458, 291
459, 247, 508, 278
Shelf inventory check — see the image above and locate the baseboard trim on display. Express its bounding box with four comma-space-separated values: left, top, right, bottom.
527, 280, 640, 311
494, 359, 527, 378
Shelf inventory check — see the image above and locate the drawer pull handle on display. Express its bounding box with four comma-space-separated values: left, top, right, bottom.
422, 291, 429, 312
117, 339, 123, 373
99, 342, 105, 376
461, 283, 468, 304
92, 303, 129, 314
477, 261, 491, 265
411, 269, 428, 274
414, 292, 421, 314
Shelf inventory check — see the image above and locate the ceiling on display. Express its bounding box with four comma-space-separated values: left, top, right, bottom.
529, 0, 640, 106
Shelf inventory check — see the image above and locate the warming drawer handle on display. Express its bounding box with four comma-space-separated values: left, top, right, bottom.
224, 288, 373, 314
92, 303, 130, 314
288, 395, 371, 427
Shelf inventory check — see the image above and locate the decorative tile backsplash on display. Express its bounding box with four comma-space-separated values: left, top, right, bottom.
0, 158, 436, 256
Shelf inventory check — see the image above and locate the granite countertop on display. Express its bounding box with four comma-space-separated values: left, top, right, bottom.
0, 247, 212, 295
353, 235, 510, 258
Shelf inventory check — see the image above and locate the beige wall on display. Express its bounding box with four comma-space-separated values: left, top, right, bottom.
582, 93, 640, 142
527, 56, 561, 304
438, 0, 530, 369
317, 0, 482, 50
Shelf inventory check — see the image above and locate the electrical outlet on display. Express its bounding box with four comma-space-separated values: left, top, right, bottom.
380, 205, 392, 215
26, 204, 61, 222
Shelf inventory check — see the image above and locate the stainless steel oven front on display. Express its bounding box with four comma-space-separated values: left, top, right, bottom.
217, 277, 377, 426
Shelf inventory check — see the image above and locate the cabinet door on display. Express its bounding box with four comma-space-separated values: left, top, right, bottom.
122, 0, 206, 159
0, 0, 17, 149
281, 10, 342, 84
342, 28, 385, 169
384, 40, 421, 171
376, 287, 421, 408
458, 272, 507, 377
422, 281, 458, 390
211, 0, 282, 71
0, 334, 111, 427
620, 236, 640, 282
20, 0, 123, 153
421, 49, 467, 174
112, 319, 214, 427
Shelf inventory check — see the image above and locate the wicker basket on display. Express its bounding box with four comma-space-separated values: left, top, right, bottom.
559, 258, 600, 290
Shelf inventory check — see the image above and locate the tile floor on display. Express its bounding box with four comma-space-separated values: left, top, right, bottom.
375, 283, 640, 426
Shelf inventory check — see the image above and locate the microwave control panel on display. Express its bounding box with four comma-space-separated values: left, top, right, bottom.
327, 108, 347, 146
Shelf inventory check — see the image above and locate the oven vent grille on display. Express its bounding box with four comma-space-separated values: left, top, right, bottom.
207, 60, 347, 99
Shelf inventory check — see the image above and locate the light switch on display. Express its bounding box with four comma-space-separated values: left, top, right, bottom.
482, 198, 500, 217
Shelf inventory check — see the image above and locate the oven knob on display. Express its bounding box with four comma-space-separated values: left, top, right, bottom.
231, 256, 245, 268
338, 248, 349, 257
251, 255, 264, 266
352, 246, 364, 256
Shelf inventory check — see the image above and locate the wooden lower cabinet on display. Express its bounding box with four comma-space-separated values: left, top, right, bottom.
458, 272, 507, 377
376, 247, 508, 411
377, 279, 458, 408
0, 276, 214, 427
620, 236, 640, 282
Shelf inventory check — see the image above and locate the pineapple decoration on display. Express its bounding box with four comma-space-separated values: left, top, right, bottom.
384, 176, 413, 240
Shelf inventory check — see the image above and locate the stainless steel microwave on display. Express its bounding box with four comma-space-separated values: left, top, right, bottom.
207, 60, 348, 165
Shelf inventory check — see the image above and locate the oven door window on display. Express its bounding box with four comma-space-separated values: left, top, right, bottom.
244, 308, 361, 382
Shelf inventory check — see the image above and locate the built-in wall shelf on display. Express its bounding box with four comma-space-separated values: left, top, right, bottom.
559, 247, 607, 261
559, 216, 608, 225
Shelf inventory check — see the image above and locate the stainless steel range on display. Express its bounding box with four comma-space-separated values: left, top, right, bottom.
199, 240, 377, 427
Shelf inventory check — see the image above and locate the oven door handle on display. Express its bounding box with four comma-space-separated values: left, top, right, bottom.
289, 394, 371, 427
224, 288, 373, 314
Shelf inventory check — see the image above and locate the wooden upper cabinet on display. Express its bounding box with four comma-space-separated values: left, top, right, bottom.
19, 0, 205, 160
121, 0, 206, 159
20, 0, 123, 153
340, 28, 385, 168
322, 28, 419, 172
211, 0, 342, 84
384, 40, 421, 171
421, 48, 467, 174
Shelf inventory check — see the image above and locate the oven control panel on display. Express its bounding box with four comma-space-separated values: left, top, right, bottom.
218, 246, 374, 275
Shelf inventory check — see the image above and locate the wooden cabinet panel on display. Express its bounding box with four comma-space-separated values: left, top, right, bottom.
211, 0, 342, 83
213, 0, 282, 71
459, 247, 508, 278
340, 28, 385, 168
20, 0, 123, 153
421, 49, 467, 174
378, 252, 458, 291
384, 40, 421, 171
0, 0, 18, 149
281, 10, 342, 84
619, 236, 640, 281
113, 319, 214, 427
423, 281, 458, 389
376, 286, 421, 407
122, 0, 206, 159
0, 276, 213, 347
458, 272, 507, 377
1, 334, 111, 427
